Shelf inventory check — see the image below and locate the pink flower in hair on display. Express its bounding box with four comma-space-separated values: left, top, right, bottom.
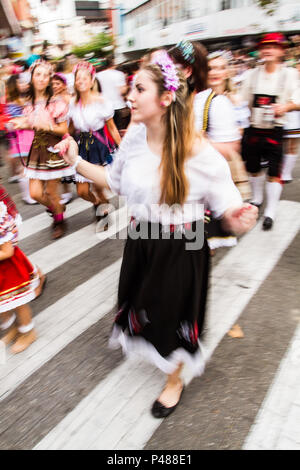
152, 50, 180, 93
73, 61, 96, 77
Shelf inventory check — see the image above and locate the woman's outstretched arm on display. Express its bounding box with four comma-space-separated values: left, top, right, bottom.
55, 136, 110, 189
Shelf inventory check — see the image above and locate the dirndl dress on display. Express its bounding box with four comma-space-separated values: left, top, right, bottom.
0, 201, 39, 314
23, 98, 75, 181
74, 128, 114, 183
109, 219, 210, 377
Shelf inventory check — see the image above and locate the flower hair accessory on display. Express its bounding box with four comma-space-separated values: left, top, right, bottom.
73, 61, 96, 78
29, 59, 54, 76
151, 50, 180, 101
176, 39, 195, 64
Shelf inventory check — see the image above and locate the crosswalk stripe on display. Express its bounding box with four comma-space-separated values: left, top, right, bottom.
243, 323, 300, 450
19, 198, 91, 241
0, 258, 122, 401
33, 200, 300, 450
28, 205, 128, 275
19, 189, 117, 241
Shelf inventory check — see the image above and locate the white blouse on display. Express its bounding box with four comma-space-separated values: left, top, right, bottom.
68, 98, 114, 132
105, 124, 242, 225
194, 89, 241, 143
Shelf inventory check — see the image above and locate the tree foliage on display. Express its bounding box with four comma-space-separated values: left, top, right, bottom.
71, 33, 113, 58
256, 0, 279, 16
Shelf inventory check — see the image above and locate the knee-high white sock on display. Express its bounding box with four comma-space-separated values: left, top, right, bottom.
281, 154, 297, 181
249, 174, 265, 205
264, 181, 283, 220
19, 177, 36, 204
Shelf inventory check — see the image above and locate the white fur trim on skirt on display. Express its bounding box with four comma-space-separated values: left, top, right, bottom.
75, 173, 93, 184
24, 167, 75, 181
109, 325, 209, 378
207, 236, 237, 250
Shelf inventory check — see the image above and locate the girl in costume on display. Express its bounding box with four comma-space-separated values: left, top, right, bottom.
6, 74, 36, 204
56, 52, 258, 418
51, 72, 73, 206
10, 60, 74, 239
169, 40, 243, 253
0, 184, 45, 353
68, 61, 121, 225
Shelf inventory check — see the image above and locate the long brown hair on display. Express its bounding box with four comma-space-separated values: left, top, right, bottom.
142, 64, 196, 206
168, 41, 208, 94
6, 74, 22, 104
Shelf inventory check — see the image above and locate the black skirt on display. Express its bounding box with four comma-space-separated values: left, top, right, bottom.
109, 220, 210, 376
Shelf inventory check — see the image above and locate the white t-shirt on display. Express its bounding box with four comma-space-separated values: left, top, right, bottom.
96, 69, 126, 111
240, 65, 300, 128
105, 124, 242, 225
68, 97, 114, 132
194, 89, 241, 142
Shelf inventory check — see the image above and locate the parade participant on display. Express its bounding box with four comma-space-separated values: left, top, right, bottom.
51, 72, 73, 205
51, 72, 72, 104
0, 184, 46, 353
55, 52, 258, 418
282, 59, 300, 183
168, 40, 241, 160
68, 61, 121, 225
10, 60, 74, 239
207, 51, 251, 201
169, 40, 242, 253
96, 57, 131, 135
5, 74, 37, 204
240, 33, 300, 230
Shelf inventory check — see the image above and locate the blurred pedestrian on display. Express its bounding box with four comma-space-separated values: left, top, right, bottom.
0, 184, 46, 354
55, 51, 257, 418
10, 59, 74, 239
96, 57, 131, 136
68, 61, 121, 228
51, 72, 74, 205
240, 33, 300, 230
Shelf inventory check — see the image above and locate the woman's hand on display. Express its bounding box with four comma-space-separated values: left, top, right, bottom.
222, 203, 258, 236
9, 117, 29, 130
54, 136, 79, 167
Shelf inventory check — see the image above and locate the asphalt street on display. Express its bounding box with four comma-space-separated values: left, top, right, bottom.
0, 154, 299, 451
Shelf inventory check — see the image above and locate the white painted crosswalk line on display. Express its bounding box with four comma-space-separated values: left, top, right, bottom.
243, 323, 300, 450
29, 205, 128, 274
33, 201, 300, 450
19, 198, 91, 241
0, 258, 122, 401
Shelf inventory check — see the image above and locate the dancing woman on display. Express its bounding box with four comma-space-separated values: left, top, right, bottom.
0, 184, 46, 353
10, 60, 74, 239
68, 62, 121, 224
56, 52, 257, 418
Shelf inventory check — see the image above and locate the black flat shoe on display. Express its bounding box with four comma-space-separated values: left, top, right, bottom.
262, 216, 273, 231
151, 386, 185, 419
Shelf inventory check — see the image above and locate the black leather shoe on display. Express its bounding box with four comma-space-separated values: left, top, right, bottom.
250, 202, 262, 209
262, 217, 273, 231
151, 386, 185, 419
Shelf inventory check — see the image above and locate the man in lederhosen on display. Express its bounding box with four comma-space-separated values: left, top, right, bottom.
241, 33, 300, 230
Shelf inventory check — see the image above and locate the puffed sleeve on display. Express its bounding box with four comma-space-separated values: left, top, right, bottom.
50, 99, 69, 123
206, 151, 242, 219
208, 95, 241, 143
0, 203, 13, 245
102, 98, 114, 122
105, 124, 141, 194
105, 131, 128, 194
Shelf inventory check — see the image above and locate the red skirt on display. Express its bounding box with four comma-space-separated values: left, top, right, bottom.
0, 247, 39, 313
